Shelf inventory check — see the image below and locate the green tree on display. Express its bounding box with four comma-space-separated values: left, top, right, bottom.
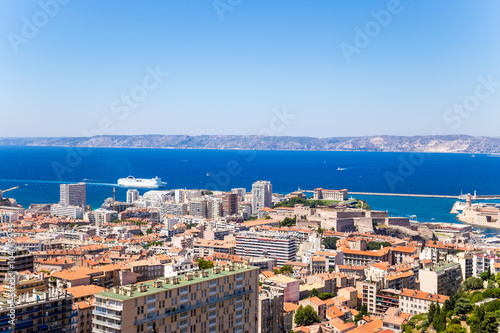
367, 241, 392, 251
196, 258, 214, 270
322, 237, 339, 250
318, 293, 335, 301
279, 217, 297, 227
483, 288, 494, 298
354, 304, 369, 322
317, 226, 324, 234
433, 303, 446, 332
467, 306, 499, 333
309, 288, 319, 298
294, 305, 321, 326
442, 299, 453, 314
480, 268, 491, 281
487, 280, 495, 289
278, 265, 293, 275
463, 277, 484, 291
444, 324, 466, 333
454, 298, 473, 320
146, 228, 153, 234
428, 302, 436, 325
471, 293, 484, 303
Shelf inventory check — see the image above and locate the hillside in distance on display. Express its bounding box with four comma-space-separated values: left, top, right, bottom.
1, 135, 500, 153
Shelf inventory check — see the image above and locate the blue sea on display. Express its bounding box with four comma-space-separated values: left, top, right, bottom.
1, 146, 499, 233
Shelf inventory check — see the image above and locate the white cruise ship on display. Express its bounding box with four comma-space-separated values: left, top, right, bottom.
117, 176, 165, 188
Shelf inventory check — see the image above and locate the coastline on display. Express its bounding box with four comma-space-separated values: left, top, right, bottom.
0, 144, 497, 155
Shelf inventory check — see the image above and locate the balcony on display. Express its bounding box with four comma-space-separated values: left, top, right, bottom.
93, 310, 122, 321
93, 318, 122, 330
135, 289, 253, 326
94, 302, 123, 311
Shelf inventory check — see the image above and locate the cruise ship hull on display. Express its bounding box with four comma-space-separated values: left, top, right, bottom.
117, 176, 165, 189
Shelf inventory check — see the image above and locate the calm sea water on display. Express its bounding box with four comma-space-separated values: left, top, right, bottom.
1, 146, 499, 233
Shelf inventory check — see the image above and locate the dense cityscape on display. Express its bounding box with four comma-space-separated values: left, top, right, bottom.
0, 180, 499, 333
3, 2, 499, 332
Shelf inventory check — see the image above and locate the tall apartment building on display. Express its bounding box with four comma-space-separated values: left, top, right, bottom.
223, 193, 238, 216
207, 200, 223, 219
258, 286, 284, 333
0, 246, 34, 282
0, 285, 74, 332
232, 188, 246, 201
93, 264, 259, 333
60, 182, 87, 208
189, 200, 208, 218
251, 181, 272, 215
235, 232, 296, 266
163, 202, 188, 216
359, 281, 400, 317
360, 280, 379, 316
419, 262, 462, 296
452, 252, 474, 282
127, 189, 139, 204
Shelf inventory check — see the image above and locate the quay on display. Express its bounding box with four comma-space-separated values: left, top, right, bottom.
349, 192, 457, 199
332, 192, 500, 200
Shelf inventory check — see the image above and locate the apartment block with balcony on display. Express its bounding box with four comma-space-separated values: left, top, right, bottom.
258, 285, 284, 333
418, 262, 462, 296
0, 246, 34, 282
235, 232, 296, 267
0, 287, 74, 332
399, 289, 448, 316
360, 280, 400, 317
93, 264, 259, 333
360, 280, 379, 316
452, 251, 473, 282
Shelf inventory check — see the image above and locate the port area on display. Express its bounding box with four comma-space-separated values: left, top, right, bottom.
451, 200, 500, 229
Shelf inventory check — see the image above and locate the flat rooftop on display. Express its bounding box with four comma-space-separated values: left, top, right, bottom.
96, 265, 257, 301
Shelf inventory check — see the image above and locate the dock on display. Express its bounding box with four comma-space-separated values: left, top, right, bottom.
346, 192, 500, 200
300, 189, 500, 200
349, 192, 458, 199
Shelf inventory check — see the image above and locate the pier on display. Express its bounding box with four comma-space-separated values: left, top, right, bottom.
349, 192, 458, 199
301, 190, 500, 200
350, 192, 500, 200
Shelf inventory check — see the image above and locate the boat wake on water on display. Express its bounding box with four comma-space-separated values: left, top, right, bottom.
0, 179, 117, 187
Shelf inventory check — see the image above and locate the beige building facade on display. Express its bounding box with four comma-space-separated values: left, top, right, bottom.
93, 264, 259, 333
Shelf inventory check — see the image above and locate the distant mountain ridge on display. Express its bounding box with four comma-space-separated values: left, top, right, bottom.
1, 135, 499, 153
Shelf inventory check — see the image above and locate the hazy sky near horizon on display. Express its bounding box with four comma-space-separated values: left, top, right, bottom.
1, 1, 499, 138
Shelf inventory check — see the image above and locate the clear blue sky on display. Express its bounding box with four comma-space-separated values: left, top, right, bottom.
1, 1, 499, 138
